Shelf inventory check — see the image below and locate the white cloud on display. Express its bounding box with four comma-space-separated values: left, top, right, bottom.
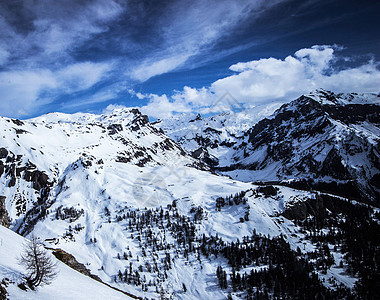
0, 47, 9, 66
62, 90, 118, 110
139, 45, 380, 119
131, 55, 190, 82
140, 93, 192, 119
0, 61, 112, 117
26, 0, 124, 58
294, 45, 336, 74
57, 62, 112, 92
102, 104, 128, 114
0, 70, 56, 117
0, 0, 124, 71
213, 45, 380, 104
129, 0, 287, 82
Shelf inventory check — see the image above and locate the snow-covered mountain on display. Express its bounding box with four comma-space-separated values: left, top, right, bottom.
159, 90, 380, 205
0, 91, 379, 299
0, 107, 204, 235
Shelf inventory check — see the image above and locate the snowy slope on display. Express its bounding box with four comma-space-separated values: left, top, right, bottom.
157, 90, 380, 204
155, 103, 281, 168
0, 98, 375, 299
0, 225, 126, 299
0, 107, 203, 234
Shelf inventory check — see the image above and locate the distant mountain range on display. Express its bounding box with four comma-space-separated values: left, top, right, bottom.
0, 90, 379, 299
158, 90, 380, 205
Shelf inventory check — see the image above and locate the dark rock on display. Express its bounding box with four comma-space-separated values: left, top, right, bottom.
191, 148, 203, 159
81, 160, 92, 168
191, 147, 218, 167
7, 176, 16, 187
324, 104, 380, 125
0, 279, 9, 299
220, 140, 236, 147
257, 185, 278, 197
0, 148, 8, 159
115, 156, 132, 163
282, 196, 325, 220
189, 114, 202, 122
23, 170, 51, 191
107, 124, 123, 135
11, 119, 24, 126
52, 248, 102, 282
320, 148, 351, 180
14, 128, 29, 134
16, 167, 26, 177
0, 161, 4, 177
282, 201, 308, 220
130, 108, 140, 115
370, 173, 380, 189
0, 196, 10, 227
204, 127, 222, 134
130, 114, 150, 131
141, 114, 149, 125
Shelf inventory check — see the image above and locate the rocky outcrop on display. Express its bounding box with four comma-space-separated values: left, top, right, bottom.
282, 196, 324, 221
51, 248, 101, 282
51, 249, 141, 299
224, 93, 379, 204
0, 278, 9, 300
23, 170, 51, 191
0, 148, 8, 159
0, 196, 9, 228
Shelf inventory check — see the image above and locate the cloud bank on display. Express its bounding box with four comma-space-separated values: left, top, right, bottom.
0, 0, 291, 117
0, 62, 112, 117
1, 1, 379, 118
139, 45, 380, 119
0, 0, 124, 117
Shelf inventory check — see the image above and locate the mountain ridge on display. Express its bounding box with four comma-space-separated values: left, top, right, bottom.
0, 90, 379, 299
159, 90, 380, 205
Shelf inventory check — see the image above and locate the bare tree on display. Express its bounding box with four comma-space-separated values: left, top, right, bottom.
19, 235, 58, 287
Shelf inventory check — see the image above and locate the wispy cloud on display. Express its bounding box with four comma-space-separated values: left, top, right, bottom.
0, 0, 124, 66
131, 55, 190, 82
138, 45, 380, 119
0, 61, 113, 117
61, 88, 120, 110
57, 62, 112, 93
1, 1, 379, 118
0, 0, 124, 117
128, 0, 287, 81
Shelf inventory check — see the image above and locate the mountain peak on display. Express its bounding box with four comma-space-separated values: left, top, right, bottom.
26, 107, 147, 127
306, 89, 380, 106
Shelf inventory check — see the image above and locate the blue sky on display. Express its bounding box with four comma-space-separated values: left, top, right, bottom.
0, 0, 379, 119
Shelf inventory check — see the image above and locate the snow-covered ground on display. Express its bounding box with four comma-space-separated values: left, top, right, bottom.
0, 225, 127, 299
1, 91, 376, 298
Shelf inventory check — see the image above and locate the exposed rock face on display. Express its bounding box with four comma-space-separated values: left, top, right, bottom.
0, 148, 8, 159
0, 148, 53, 233
256, 185, 278, 197
0, 279, 8, 300
240, 94, 380, 203
52, 248, 101, 282
191, 147, 219, 167
0, 106, 205, 237
282, 196, 325, 221
320, 148, 351, 180
0, 196, 9, 228
23, 170, 51, 191
0, 154, 53, 234
107, 124, 123, 135
157, 91, 380, 205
